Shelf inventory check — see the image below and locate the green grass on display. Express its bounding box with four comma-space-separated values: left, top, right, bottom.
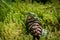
0, 0, 60, 40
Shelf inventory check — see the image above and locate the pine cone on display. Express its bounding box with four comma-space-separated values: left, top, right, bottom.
25, 12, 42, 40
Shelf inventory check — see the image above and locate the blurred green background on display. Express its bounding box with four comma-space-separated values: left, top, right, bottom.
0, 0, 60, 40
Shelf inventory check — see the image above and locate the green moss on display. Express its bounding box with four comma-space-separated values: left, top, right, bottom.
0, 0, 60, 40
